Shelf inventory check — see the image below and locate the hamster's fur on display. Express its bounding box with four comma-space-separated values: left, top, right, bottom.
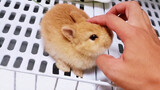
41, 4, 113, 77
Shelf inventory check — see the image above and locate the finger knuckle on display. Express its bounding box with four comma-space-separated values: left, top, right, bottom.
130, 1, 140, 6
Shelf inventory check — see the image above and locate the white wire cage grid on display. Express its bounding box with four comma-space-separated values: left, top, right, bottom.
0, 0, 160, 90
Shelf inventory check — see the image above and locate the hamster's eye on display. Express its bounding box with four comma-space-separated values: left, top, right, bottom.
89, 34, 98, 40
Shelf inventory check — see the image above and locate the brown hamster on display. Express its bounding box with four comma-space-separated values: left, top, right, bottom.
41, 4, 113, 77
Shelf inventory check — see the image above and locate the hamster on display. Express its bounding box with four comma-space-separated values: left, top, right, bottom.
41, 4, 113, 77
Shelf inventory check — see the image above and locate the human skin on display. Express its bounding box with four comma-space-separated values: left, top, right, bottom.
88, 1, 160, 90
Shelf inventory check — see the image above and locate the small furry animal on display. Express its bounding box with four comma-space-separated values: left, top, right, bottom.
41, 4, 113, 77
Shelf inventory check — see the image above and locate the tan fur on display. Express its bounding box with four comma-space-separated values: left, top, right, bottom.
41, 4, 113, 77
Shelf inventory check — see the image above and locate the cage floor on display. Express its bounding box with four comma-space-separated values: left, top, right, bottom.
0, 0, 160, 90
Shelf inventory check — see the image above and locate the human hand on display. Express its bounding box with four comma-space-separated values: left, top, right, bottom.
88, 1, 160, 90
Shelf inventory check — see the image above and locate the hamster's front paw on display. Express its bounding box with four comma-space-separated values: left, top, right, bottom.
56, 60, 70, 72
72, 68, 83, 78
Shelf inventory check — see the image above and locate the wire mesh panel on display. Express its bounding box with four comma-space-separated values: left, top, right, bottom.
0, 0, 160, 90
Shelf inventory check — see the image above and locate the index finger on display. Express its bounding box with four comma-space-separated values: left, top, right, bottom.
108, 1, 145, 28
88, 14, 132, 43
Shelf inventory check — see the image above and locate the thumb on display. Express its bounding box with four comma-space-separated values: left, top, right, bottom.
96, 54, 123, 79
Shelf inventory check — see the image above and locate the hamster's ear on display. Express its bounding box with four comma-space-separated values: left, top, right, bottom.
61, 26, 75, 42
70, 11, 85, 23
